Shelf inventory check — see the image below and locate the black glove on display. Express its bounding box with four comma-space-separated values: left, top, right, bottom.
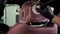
36, 5, 54, 20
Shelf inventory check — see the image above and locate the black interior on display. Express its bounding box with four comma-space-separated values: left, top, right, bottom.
27, 22, 54, 27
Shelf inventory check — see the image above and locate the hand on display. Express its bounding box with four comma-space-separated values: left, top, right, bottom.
36, 5, 54, 20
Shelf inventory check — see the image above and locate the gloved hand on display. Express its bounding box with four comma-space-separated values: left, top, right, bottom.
36, 5, 54, 21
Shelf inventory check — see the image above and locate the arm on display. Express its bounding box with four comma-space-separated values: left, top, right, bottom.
37, 5, 60, 26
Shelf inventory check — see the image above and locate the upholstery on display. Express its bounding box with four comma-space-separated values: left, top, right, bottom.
7, 1, 58, 34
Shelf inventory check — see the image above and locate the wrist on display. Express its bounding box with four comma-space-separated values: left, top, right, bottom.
48, 15, 55, 21
52, 15, 55, 20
